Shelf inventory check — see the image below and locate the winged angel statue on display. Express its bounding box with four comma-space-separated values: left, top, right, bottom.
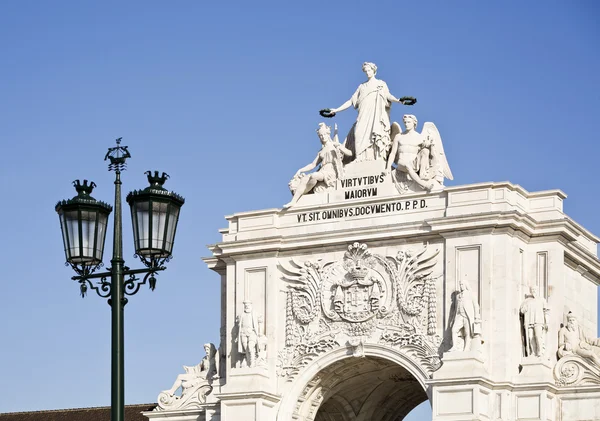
277, 243, 443, 379
386, 114, 453, 194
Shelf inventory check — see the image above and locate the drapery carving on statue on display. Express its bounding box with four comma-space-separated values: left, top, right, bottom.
277, 242, 442, 380
326, 62, 415, 163
234, 301, 268, 369
555, 312, 600, 386
386, 114, 453, 195
155, 343, 217, 411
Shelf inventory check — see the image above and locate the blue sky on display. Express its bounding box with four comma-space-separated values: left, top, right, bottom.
0, 1, 598, 419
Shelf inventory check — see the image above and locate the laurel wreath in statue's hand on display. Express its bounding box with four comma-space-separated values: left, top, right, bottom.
319, 109, 336, 118
399, 97, 417, 106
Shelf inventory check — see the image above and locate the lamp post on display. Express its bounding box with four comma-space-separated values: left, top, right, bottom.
55, 138, 184, 421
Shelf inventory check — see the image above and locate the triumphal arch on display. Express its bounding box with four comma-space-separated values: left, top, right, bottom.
146, 63, 600, 421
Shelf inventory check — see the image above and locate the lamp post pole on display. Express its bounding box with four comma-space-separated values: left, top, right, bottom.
111, 168, 125, 421
55, 138, 185, 421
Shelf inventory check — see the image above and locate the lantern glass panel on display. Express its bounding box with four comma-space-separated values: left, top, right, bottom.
65, 210, 81, 261
95, 212, 108, 260
135, 201, 150, 251
151, 201, 168, 251
61, 209, 104, 265
80, 210, 97, 259
164, 206, 180, 254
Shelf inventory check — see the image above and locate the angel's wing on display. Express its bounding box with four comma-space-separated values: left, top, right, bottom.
422, 122, 453, 181
390, 121, 402, 141
278, 259, 321, 324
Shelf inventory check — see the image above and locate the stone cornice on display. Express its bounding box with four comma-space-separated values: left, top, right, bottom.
204, 182, 599, 283
214, 391, 281, 403
206, 212, 594, 258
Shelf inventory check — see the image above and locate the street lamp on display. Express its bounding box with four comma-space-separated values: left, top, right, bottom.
55, 138, 184, 421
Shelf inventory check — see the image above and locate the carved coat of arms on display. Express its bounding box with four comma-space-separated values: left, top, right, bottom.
326, 244, 389, 323
278, 242, 442, 379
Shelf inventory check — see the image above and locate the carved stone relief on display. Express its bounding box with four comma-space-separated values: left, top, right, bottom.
278, 242, 442, 380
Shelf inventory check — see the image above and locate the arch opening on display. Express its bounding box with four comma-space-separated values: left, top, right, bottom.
302, 356, 429, 421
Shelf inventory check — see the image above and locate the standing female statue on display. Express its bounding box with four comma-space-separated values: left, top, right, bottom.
327, 62, 412, 163
284, 123, 352, 209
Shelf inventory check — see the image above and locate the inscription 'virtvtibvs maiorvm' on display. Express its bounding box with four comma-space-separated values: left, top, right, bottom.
340, 174, 385, 199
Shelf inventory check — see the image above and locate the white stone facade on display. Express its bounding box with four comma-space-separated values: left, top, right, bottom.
144, 63, 600, 420
145, 177, 600, 421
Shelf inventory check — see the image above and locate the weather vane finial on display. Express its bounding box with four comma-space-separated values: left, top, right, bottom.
104, 137, 131, 172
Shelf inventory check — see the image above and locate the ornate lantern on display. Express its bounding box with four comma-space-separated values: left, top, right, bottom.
126, 171, 185, 268
55, 180, 113, 273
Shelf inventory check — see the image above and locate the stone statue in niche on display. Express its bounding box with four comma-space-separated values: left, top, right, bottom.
236, 301, 267, 368
448, 280, 482, 352
284, 123, 352, 209
558, 312, 600, 367
520, 286, 549, 358
386, 114, 453, 194
156, 343, 217, 411
326, 62, 414, 163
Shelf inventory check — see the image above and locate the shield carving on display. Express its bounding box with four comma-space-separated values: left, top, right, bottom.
332, 265, 383, 322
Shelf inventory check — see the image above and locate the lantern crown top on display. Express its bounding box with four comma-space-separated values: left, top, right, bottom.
146, 171, 169, 190
126, 170, 185, 206
55, 179, 113, 213
74, 179, 96, 197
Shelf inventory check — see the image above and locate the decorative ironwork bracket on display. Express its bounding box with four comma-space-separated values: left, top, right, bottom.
71, 266, 166, 302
